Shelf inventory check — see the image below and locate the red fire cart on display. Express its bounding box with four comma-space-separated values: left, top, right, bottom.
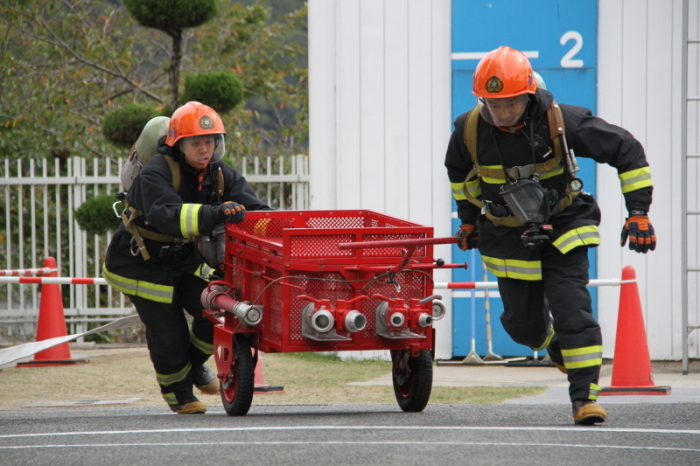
200, 210, 462, 416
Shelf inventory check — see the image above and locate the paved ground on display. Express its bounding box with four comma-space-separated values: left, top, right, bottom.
2, 350, 699, 465
356, 358, 700, 405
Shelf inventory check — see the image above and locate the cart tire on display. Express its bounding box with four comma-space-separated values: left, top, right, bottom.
391, 349, 432, 413
221, 334, 255, 416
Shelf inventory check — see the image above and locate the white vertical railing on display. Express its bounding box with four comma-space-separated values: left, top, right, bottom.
0, 155, 309, 343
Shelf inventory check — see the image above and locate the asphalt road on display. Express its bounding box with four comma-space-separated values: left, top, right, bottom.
1, 401, 699, 465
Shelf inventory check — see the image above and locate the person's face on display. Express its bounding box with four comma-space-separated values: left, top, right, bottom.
484, 95, 528, 127
180, 135, 217, 170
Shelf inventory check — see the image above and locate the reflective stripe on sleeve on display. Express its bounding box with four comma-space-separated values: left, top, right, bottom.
451, 182, 467, 201
619, 166, 653, 193
482, 255, 542, 281
552, 225, 601, 254
180, 203, 202, 238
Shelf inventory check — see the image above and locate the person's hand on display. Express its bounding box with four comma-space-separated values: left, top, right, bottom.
621, 213, 656, 253
455, 224, 478, 251
217, 202, 246, 224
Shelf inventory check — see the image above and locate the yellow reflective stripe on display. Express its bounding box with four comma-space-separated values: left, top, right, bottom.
619, 166, 653, 193
102, 264, 174, 303
451, 182, 467, 201
451, 180, 481, 201
162, 392, 179, 406
481, 165, 506, 184
156, 361, 192, 387
562, 345, 603, 369
532, 326, 555, 351
589, 383, 602, 401
482, 255, 542, 281
552, 225, 601, 254
482, 175, 507, 184
466, 179, 481, 198
195, 263, 214, 281
180, 203, 202, 238
538, 166, 565, 180
190, 328, 213, 355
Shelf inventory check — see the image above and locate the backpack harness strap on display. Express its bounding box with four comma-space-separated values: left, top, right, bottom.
120, 155, 186, 260
121, 155, 227, 260
461, 101, 579, 227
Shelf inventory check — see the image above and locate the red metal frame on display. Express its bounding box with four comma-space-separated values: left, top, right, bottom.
205, 210, 456, 355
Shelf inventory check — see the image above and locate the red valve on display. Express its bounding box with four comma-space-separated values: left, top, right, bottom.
372, 294, 408, 329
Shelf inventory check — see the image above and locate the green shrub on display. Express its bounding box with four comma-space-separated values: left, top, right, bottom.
102, 104, 159, 148
182, 71, 244, 113
75, 194, 121, 236
124, 0, 218, 33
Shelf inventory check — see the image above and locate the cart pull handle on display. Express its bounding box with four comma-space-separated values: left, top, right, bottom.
338, 237, 458, 274
337, 236, 458, 250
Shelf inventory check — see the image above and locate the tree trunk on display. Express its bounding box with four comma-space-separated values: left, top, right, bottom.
169, 30, 183, 110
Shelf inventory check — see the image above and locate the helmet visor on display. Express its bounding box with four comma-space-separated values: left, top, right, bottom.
179, 134, 226, 168
478, 94, 529, 128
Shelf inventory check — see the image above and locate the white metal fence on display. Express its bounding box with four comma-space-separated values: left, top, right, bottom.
0, 155, 309, 344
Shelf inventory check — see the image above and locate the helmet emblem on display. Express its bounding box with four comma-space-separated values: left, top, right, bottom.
486, 76, 504, 93
199, 116, 215, 129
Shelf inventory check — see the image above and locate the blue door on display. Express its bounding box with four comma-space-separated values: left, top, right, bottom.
450, 0, 599, 357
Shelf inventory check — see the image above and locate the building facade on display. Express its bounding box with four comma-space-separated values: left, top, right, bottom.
308, 0, 699, 362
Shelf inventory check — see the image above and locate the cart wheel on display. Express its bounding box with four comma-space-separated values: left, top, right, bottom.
221, 333, 255, 416
391, 348, 432, 412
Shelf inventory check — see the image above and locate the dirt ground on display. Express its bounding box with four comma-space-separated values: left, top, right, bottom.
0, 344, 548, 411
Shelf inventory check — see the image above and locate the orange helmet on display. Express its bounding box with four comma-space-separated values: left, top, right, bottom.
472, 46, 537, 99
165, 101, 226, 147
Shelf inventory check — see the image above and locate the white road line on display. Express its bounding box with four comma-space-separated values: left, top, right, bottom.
0, 441, 698, 453
2, 425, 700, 439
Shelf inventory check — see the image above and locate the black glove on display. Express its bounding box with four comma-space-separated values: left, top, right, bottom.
455, 224, 478, 251
217, 201, 246, 224
621, 211, 656, 253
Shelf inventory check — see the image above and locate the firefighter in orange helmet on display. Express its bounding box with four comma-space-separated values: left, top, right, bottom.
445, 46, 655, 425
104, 102, 271, 414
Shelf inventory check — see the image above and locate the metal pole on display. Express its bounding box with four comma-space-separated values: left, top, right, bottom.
482, 261, 502, 361
681, 0, 690, 375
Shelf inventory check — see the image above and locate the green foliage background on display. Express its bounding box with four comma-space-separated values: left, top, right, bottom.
124, 0, 219, 34
182, 71, 245, 114
0, 0, 307, 309
102, 104, 161, 148
0, 0, 308, 163
74, 193, 122, 236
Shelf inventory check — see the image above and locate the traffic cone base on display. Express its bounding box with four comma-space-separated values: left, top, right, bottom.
18, 257, 90, 368
254, 353, 284, 394
600, 386, 671, 396
602, 266, 669, 396
17, 359, 88, 367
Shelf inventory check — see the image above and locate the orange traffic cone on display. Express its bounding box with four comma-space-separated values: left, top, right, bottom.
600, 266, 670, 395
17, 257, 89, 367
254, 353, 284, 393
